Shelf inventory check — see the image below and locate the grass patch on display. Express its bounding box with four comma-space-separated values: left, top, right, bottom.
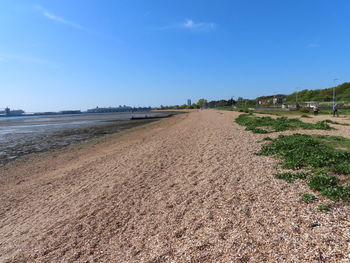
259, 134, 350, 202
323, 119, 350, 126
255, 110, 300, 116
324, 119, 342, 124
258, 134, 350, 172
239, 109, 252, 113
257, 137, 273, 143
262, 136, 273, 141
318, 204, 330, 212
312, 135, 350, 154
216, 107, 236, 111
301, 193, 317, 203
217, 107, 252, 113
274, 171, 309, 183
235, 114, 333, 134
308, 172, 350, 201
301, 114, 311, 118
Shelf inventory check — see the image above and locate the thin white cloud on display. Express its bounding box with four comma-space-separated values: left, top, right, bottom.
0, 53, 60, 68
307, 41, 320, 48
144, 11, 152, 17
157, 19, 216, 31
181, 19, 216, 30
35, 5, 85, 30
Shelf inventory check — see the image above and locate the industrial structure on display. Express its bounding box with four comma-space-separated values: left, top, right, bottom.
0, 107, 25, 116
87, 106, 152, 113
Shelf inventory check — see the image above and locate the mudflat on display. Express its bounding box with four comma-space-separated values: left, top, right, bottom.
0, 110, 349, 262
0, 112, 173, 166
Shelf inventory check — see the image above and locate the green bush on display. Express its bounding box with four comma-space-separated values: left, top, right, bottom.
299, 107, 310, 113
238, 108, 251, 113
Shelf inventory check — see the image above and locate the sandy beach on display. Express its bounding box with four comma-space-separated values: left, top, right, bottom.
1, 110, 349, 262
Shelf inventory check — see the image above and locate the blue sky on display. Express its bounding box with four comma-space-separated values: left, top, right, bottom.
0, 0, 349, 112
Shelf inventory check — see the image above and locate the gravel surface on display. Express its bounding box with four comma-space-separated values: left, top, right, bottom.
0, 110, 349, 262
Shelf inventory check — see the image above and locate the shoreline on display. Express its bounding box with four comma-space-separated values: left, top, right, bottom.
0, 111, 188, 193
0, 111, 180, 167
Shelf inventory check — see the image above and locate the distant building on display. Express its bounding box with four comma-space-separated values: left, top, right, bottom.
1, 108, 25, 116
258, 99, 269, 105
33, 112, 56, 115
273, 97, 284, 104
305, 101, 319, 108
10, 110, 24, 115
87, 106, 151, 113
187, 99, 191, 106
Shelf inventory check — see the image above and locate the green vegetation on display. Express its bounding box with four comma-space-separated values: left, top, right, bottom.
161, 82, 350, 111
259, 134, 350, 203
197, 98, 207, 108
314, 135, 350, 152
216, 107, 236, 111
255, 110, 298, 116
236, 114, 333, 134
254, 108, 350, 116
301, 114, 311, 118
257, 137, 273, 143
238, 108, 252, 113
259, 134, 350, 172
274, 172, 309, 183
323, 119, 350, 126
318, 204, 330, 212
324, 119, 341, 124
308, 172, 349, 201
301, 193, 317, 204
285, 82, 350, 103
262, 137, 273, 141
299, 107, 310, 113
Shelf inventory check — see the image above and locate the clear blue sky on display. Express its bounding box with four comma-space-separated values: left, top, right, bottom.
1, 0, 349, 112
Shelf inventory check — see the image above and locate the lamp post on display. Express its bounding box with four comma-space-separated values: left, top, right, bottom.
273, 91, 279, 108
295, 87, 301, 109
333, 78, 339, 107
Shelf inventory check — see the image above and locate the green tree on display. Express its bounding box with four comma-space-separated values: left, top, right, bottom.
197, 98, 207, 108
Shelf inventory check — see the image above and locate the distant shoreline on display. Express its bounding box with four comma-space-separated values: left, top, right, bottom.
0, 111, 169, 121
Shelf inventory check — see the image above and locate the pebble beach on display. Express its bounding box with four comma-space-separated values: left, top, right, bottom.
0, 110, 349, 262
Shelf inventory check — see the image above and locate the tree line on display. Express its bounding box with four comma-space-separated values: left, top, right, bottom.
158, 82, 350, 109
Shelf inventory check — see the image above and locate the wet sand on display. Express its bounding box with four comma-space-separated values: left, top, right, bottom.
0, 110, 349, 262
0, 112, 173, 166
